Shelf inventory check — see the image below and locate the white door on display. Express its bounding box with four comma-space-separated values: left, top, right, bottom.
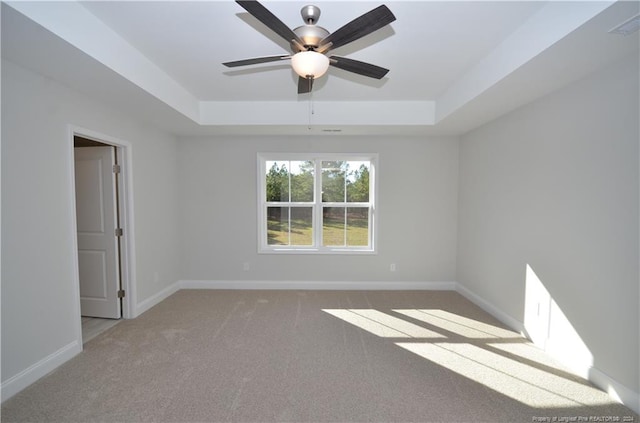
75, 146, 121, 319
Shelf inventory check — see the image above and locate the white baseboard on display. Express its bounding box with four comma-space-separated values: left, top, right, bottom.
1, 281, 182, 403
454, 282, 525, 334
179, 280, 457, 291
455, 282, 639, 415
135, 281, 180, 317
589, 367, 640, 414
1, 340, 82, 403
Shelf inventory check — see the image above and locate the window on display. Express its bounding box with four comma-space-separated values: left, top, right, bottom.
258, 154, 377, 254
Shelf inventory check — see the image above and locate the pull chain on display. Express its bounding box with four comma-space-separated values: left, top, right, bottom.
308, 77, 314, 130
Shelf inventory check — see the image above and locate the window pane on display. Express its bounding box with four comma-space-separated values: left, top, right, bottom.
347, 207, 369, 246
290, 161, 314, 202
290, 207, 313, 245
323, 207, 345, 246
267, 207, 313, 246
346, 161, 370, 202
322, 161, 346, 202
266, 161, 289, 202
322, 207, 370, 247
267, 206, 288, 245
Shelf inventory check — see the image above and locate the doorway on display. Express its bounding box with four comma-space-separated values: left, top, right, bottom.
74, 138, 122, 319
70, 127, 136, 345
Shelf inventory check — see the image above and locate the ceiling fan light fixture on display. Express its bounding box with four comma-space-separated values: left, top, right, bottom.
291, 51, 330, 79
225, 1, 396, 93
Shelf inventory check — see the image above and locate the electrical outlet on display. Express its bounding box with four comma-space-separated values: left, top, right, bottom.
243, 262, 251, 271
390, 263, 397, 272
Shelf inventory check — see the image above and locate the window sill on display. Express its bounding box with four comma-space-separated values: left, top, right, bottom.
259, 248, 377, 255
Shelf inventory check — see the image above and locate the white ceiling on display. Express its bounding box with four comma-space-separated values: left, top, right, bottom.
79, 1, 544, 101
2, 1, 639, 136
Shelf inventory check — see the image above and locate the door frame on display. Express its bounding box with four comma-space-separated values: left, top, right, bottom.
68, 125, 137, 341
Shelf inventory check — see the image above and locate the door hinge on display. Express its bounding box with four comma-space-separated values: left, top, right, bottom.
115, 228, 123, 237
117, 289, 125, 299
113, 164, 121, 174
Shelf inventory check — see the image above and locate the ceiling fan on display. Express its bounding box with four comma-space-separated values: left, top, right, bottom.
223, 1, 396, 94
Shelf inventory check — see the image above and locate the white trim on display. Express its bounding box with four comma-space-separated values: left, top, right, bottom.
258, 248, 378, 255
67, 128, 85, 351
179, 280, 457, 291
135, 281, 181, 316
454, 282, 525, 334
257, 153, 378, 254
454, 282, 639, 415
0, 341, 81, 403
68, 125, 138, 320
589, 367, 640, 415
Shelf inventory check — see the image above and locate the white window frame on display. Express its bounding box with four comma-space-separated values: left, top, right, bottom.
258, 153, 378, 254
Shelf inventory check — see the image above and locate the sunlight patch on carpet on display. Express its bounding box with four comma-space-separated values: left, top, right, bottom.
393, 309, 516, 339
396, 342, 613, 409
322, 309, 445, 338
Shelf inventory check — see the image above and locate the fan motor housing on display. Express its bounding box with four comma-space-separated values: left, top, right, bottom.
291, 25, 330, 51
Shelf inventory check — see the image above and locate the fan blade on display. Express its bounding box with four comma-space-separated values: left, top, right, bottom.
329, 56, 389, 79
298, 76, 313, 94
223, 55, 290, 67
236, 1, 303, 46
319, 5, 396, 51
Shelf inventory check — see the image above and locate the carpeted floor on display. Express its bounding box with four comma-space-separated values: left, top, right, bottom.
2, 290, 637, 422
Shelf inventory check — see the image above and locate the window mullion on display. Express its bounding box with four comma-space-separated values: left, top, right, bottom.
315, 159, 322, 248
323, 202, 369, 207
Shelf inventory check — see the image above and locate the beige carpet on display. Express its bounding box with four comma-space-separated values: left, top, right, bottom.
2, 290, 637, 422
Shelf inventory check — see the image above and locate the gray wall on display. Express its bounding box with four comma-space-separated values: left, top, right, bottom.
1, 59, 181, 384
177, 135, 459, 283
457, 56, 639, 393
